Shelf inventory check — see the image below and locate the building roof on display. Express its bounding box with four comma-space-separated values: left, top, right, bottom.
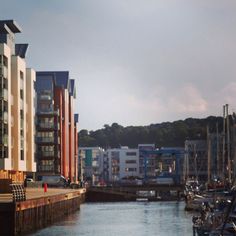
36, 71, 70, 90
54, 71, 69, 89
0, 20, 21, 33
69, 79, 76, 98
15, 44, 28, 58
74, 114, 79, 123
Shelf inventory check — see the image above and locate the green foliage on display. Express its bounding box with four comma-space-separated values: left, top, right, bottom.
78, 117, 223, 148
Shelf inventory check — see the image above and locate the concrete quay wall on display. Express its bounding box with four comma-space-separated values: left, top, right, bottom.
0, 188, 86, 236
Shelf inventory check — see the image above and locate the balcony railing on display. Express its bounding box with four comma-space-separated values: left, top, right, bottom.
36, 137, 55, 143
38, 151, 55, 157
37, 109, 59, 116
39, 94, 52, 101
0, 135, 8, 145
38, 123, 55, 129
0, 111, 8, 123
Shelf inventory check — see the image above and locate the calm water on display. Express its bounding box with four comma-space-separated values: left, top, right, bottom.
30, 201, 194, 236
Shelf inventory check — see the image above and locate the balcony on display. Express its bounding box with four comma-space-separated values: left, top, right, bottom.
38, 151, 55, 157
39, 94, 52, 101
0, 112, 8, 123
36, 137, 55, 143
37, 109, 59, 116
0, 135, 8, 146
0, 66, 8, 78
38, 122, 55, 129
0, 89, 8, 101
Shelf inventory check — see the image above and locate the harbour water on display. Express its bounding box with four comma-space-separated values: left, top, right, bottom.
29, 201, 193, 236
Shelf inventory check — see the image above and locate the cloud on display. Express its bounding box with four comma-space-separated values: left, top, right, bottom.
166, 84, 208, 113
2, 0, 236, 129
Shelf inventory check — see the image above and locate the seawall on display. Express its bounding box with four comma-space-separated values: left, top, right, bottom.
0, 188, 86, 236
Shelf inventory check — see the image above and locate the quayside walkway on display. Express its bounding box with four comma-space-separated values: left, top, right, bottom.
0, 187, 85, 203
0, 187, 86, 236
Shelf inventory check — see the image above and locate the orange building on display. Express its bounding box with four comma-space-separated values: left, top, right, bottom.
36, 71, 78, 182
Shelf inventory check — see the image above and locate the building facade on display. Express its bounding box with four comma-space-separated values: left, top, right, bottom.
78, 147, 105, 185
35, 71, 78, 182
107, 147, 139, 182
0, 20, 36, 181
138, 144, 156, 178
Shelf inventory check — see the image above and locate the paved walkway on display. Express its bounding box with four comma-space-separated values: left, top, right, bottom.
0, 188, 85, 203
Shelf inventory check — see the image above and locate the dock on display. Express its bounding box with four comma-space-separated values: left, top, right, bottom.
86, 184, 184, 202
0, 188, 86, 236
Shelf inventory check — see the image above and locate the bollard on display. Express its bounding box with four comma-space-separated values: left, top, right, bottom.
44, 183, 48, 193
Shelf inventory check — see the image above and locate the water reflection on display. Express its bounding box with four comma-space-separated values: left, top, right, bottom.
29, 202, 193, 236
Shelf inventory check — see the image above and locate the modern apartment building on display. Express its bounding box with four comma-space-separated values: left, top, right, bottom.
138, 144, 156, 178
35, 71, 79, 182
107, 147, 139, 182
0, 20, 36, 181
78, 147, 105, 185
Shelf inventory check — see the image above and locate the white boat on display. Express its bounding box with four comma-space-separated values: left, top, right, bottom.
136, 198, 148, 202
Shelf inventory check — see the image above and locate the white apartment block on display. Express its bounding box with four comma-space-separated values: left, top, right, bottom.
0, 20, 36, 182
107, 147, 139, 182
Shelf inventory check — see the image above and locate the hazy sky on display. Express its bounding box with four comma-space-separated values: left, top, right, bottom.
1, 0, 236, 130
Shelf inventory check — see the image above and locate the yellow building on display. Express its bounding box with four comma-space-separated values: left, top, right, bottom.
0, 20, 36, 182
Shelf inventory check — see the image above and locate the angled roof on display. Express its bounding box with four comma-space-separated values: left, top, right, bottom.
69, 79, 76, 98
0, 20, 21, 33
74, 114, 79, 123
36, 71, 70, 90
0, 24, 11, 34
54, 71, 69, 89
15, 44, 28, 58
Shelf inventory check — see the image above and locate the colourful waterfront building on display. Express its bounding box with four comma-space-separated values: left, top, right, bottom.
78, 147, 106, 185
35, 71, 79, 182
0, 20, 36, 182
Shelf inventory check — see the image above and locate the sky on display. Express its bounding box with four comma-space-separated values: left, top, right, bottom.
1, 0, 236, 131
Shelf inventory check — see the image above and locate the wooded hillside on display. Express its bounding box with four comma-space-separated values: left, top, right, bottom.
79, 116, 223, 148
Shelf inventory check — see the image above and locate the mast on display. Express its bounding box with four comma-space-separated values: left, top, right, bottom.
207, 125, 211, 184
226, 104, 231, 183
216, 122, 220, 177
222, 105, 226, 181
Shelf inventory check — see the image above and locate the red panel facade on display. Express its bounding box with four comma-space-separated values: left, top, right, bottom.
74, 122, 78, 182
69, 96, 75, 181
54, 88, 63, 175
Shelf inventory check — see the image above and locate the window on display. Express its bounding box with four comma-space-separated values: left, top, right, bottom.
125, 160, 137, 164
0, 147, 8, 158
20, 71, 24, 79
3, 101, 7, 112
3, 56, 8, 67
3, 78, 7, 89
125, 168, 137, 172
20, 89, 23, 99
20, 150, 24, 160
126, 152, 137, 156
20, 109, 24, 119
4, 147, 8, 158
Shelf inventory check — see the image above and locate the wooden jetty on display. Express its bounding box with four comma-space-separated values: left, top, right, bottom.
0, 188, 86, 236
